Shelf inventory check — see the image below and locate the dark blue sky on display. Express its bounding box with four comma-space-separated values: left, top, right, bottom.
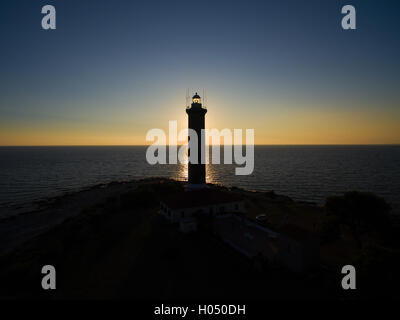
1, 0, 399, 145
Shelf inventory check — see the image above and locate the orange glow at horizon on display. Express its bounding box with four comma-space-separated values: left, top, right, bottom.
1, 98, 399, 146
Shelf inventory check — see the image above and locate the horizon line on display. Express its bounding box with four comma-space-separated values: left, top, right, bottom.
1, 143, 400, 147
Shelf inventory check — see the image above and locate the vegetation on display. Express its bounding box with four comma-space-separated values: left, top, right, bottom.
355, 243, 400, 297
320, 215, 341, 244
324, 191, 392, 246
0, 179, 398, 299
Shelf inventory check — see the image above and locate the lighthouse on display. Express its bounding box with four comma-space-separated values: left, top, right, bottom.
186, 92, 207, 189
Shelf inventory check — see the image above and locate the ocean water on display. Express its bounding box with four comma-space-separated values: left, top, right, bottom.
0, 145, 399, 217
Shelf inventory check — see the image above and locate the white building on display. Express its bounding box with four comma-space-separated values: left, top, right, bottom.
214, 214, 278, 263
160, 189, 319, 273
214, 215, 319, 273
160, 189, 245, 232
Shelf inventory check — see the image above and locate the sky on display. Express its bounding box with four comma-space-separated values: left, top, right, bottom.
0, 0, 399, 145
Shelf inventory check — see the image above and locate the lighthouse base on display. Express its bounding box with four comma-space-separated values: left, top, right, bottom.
186, 183, 207, 191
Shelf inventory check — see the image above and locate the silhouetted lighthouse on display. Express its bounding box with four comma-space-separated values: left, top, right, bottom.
186, 93, 207, 189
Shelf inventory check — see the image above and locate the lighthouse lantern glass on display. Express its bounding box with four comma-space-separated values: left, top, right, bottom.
193, 97, 201, 104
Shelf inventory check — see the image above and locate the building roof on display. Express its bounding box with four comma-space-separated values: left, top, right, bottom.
214, 214, 277, 259
161, 189, 243, 210
278, 224, 314, 242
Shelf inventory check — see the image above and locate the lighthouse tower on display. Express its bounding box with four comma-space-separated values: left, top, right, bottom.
186, 92, 207, 189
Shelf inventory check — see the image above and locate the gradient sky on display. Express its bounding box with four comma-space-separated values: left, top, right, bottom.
0, 0, 399, 145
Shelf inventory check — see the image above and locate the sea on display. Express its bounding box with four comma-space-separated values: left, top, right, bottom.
0, 145, 399, 217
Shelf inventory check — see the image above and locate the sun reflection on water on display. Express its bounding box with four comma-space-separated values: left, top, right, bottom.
176, 149, 218, 185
